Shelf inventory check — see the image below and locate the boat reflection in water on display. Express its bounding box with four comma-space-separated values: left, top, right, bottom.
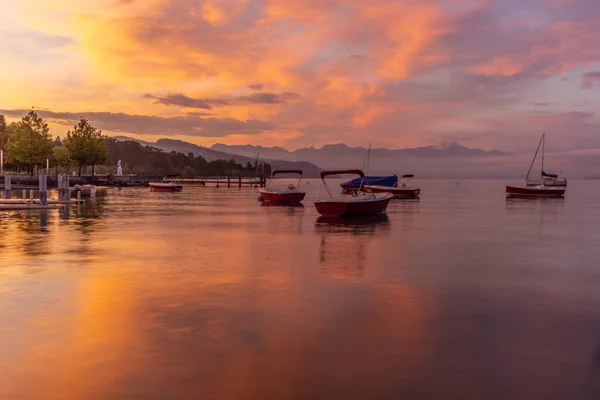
260, 201, 305, 209
315, 214, 391, 281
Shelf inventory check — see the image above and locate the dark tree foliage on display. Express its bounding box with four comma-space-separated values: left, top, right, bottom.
106, 139, 270, 177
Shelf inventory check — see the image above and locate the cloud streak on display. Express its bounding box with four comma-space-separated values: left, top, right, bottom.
0, 109, 275, 137
144, 91, 300, 110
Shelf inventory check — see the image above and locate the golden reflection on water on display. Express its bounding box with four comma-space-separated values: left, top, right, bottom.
2, 182, 600, 398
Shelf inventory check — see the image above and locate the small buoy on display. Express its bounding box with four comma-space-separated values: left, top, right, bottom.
254, 184, 258, 188
216, 184, 220, 188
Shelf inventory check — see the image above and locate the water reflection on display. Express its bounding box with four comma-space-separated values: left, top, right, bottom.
260, 202, 305, 208
315, 215, 391, 280
2, 181, 600, 399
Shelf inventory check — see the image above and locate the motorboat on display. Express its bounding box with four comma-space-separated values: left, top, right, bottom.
364, 174, 420, 198
315, 169, 393, 217
149, 178, 182, 192
506, 184, 565, 198
70, 184, 97, 197
258, 170, 306, 204
341, 175, 398, 192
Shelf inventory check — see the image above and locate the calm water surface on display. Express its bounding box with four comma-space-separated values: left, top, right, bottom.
2, 179, 600, 399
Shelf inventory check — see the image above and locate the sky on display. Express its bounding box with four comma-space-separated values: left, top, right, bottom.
0, 0, 599, 153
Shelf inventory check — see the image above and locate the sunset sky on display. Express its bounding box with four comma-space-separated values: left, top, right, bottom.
0, 0, 599, 152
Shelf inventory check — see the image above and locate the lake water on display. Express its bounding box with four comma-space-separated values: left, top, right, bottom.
2, 179, 600, 399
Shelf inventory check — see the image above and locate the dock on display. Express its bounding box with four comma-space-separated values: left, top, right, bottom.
1, 173, 83, 212
0, 204, 64, 210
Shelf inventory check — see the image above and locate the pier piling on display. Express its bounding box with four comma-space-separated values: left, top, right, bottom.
39, 174, 48, 206
4, 174, 11, 199
58, 174, 70, 202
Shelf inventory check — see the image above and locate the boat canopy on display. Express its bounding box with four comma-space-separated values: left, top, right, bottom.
271, 169, 303, 176
321, 169, 365, 179
341, 175, 398, 188
542, 171, 558, 178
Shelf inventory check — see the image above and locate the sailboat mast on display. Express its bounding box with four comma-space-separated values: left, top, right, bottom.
367, 143, 371, 175
526, 134, 544, 180
541, 133, 545, 176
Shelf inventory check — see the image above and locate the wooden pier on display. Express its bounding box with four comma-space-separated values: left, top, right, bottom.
1, 174, 82, 212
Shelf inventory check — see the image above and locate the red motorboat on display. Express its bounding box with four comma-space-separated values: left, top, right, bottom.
364, 174, 420, 199
315, 169, 393, 217
149, 178, 182, 192
506, 185, 565, 198
258, 170, 306, 204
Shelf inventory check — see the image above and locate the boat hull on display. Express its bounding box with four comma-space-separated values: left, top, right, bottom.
526, 178, 567, 187
70, 185, 97, 197
364, 185, 420, 199
149, 183, 182, 192
314, 194, 392, 216
258, 189, 306, 203
506, 185, 565, 198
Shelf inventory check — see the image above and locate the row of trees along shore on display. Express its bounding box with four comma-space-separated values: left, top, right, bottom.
0, 111, 271, 177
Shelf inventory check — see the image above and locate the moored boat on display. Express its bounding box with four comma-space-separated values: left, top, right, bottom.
149, 178, 182, 192
506, 133, 567, 198
524, 133, 567, 187
364, 174, 420, 198
315, 169, 393, 217
341, 175, 398, 192
70, 184, 97, 197
258, 170, 306, 204
506, 185, 565, 198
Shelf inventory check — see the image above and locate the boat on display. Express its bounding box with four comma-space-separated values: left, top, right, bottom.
525, 133, 567, 187
149, 178, 182, 192
315, 169, 393, 217
258, 170, 306, 204
505, 185, 565, 198
506, 134, 566, 198
341, 175, 398, 192
364, 174, 420, 198
70, 184, 97, 197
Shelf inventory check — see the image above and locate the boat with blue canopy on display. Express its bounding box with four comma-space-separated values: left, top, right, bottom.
340, 175, 398, 192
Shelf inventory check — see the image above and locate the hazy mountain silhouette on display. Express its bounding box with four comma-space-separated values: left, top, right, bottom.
114, 136, 323, 176
211, 142, 506, 160
115, 137, 595, 178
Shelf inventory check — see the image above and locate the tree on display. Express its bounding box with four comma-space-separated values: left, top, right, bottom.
5, 111, 53, 175
52, 146, 71, 174
89, 134, 108, 176
181, 166, 195, 177
0, 114, 7, 150
65, 118, 108, 176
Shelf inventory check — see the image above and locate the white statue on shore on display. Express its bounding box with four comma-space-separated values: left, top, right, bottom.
117, 160, 123, 176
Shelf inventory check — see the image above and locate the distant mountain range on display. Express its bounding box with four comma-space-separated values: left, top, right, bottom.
211, 142, 505, 160
113, 136, 600, 179
114, 136, 323, 177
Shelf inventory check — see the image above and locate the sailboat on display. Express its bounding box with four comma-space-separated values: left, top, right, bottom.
505, 133, 566, 198
525, 133, 567, 187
